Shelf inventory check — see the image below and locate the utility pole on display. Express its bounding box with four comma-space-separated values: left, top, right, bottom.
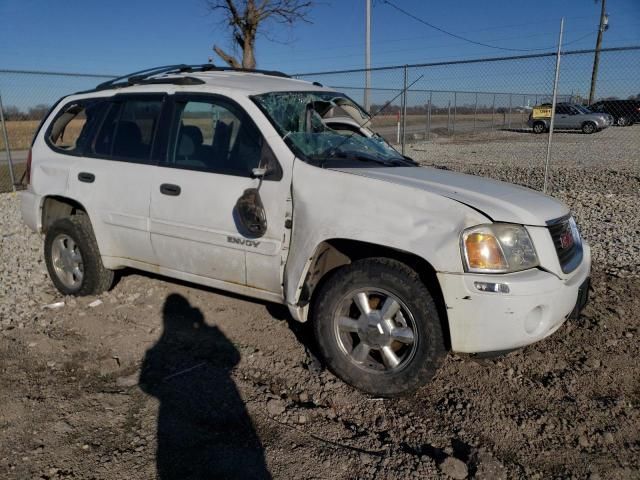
364, 0, 372, 112
588, 0, 608, 104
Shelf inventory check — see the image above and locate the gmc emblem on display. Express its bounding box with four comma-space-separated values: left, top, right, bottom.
559, 228, 574, 249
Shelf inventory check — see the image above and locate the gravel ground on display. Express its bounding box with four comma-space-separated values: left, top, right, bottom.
0, 130, 639, 479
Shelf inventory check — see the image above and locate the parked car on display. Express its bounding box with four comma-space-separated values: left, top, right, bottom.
21, 65, 591, 396
528, 102, 612, 134
589, 99, 640, 126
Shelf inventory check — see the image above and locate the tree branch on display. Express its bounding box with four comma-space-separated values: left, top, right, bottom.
213, 45, 242, 68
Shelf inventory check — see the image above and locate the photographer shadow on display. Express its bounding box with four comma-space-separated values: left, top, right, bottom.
139, 293, 271, 480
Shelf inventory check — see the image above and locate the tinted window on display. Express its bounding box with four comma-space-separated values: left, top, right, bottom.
91, 97, 163, 162
556, 105, 571, 115
167, 97, 270, 177
48, 100, 107, 154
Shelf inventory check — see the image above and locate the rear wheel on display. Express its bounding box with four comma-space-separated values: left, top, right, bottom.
532, 122, 546, 134
44, 215, 114, 296
582, 122, 596, 134
312, 258, 446, 397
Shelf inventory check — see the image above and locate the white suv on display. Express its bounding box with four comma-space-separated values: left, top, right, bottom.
21, 65, 591, 396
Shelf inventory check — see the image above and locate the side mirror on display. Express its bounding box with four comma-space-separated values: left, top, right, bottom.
235, 188, 267, 238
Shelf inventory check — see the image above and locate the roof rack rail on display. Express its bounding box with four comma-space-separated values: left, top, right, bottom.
94, 63, 291, 91
95, 64, 189, 90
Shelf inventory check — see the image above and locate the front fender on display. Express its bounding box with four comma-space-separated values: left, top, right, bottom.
284, 160, 488, 304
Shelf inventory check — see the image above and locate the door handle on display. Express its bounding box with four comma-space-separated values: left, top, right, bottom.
160, 183, 181, 196
78, 172, 95, 183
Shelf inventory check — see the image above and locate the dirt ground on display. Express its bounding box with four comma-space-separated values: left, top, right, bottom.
2, 261, 639, 480
1, 133, 639, 478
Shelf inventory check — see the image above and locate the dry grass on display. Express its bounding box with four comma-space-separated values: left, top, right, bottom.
0, 120, 85, 151
0, 113, 532, 150
0, 120, 40, 151
370, 112, 528, 128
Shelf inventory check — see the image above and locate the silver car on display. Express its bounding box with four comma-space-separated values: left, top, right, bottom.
529, 103, 612, 134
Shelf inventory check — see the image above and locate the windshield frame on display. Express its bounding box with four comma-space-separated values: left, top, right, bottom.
250, 90, 412, 168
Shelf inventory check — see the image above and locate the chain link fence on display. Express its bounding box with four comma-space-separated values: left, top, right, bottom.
295, 46, 640, 193
0, 46, 638, 194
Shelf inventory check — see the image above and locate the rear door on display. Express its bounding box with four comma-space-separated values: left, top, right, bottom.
66, 94, 165, 265
148, 93, 289, 293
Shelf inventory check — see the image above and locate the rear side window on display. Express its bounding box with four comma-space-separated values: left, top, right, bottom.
47, 100, 108, 154
91, 96, 164, 163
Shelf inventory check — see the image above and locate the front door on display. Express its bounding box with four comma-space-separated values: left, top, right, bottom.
149, 93, 289, 293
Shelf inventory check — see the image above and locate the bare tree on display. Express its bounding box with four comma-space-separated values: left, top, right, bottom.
206, 0, 313, 69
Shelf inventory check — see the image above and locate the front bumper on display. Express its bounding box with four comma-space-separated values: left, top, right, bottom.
438, 242, 591, 353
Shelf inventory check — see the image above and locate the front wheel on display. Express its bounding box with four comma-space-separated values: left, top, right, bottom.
312, 258, 446, 397
44, 215, 114, 296
582, 122, 596, 134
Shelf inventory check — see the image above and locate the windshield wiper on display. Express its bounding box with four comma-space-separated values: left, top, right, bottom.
323, 151, 410, 167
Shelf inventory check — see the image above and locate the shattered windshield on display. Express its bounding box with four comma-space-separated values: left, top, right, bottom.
252, 91, 412, 167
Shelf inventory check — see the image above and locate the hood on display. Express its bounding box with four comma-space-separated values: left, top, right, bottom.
332, 166, 569, 226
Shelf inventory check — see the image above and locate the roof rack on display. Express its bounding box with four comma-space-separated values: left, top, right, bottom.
94, 64, 291, 91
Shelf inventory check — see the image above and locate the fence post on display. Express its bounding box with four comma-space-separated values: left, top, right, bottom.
426, 91, 432, 141
544, 18, 565, 194
453, 91, 457, 136
0, 94, 17, 192
447, 100, 451, 134
473, 92, 478, 133
401, 65, 408, 155
491, 93, 496, 132
508, 93, 512, 128
522, 93, 526, 128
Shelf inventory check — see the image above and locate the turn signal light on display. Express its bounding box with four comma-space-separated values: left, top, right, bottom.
464, 233, 508, 271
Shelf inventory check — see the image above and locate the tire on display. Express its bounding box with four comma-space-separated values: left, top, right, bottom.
532, 122, 546, 134
581, 122, 596, 134
44, 215, 114, 296
616, 116, 629, 127
312, 257, 446, 397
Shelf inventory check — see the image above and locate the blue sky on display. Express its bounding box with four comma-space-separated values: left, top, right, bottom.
1, 0, 639, 108
1, 0, 639, 74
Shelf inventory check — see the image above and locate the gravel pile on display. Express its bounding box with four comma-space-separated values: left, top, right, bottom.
0, 192, 55, 329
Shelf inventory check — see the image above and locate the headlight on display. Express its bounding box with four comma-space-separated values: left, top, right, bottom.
461, 224, 539, 273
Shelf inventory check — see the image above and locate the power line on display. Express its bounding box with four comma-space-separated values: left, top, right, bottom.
258, 28, 597, 64
381, 0, 595, 52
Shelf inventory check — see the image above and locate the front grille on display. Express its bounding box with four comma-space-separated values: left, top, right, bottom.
547, 215, 583, 273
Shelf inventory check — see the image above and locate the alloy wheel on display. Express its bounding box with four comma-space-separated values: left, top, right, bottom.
333, 288, 418, 373
50, 233, 84, 290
